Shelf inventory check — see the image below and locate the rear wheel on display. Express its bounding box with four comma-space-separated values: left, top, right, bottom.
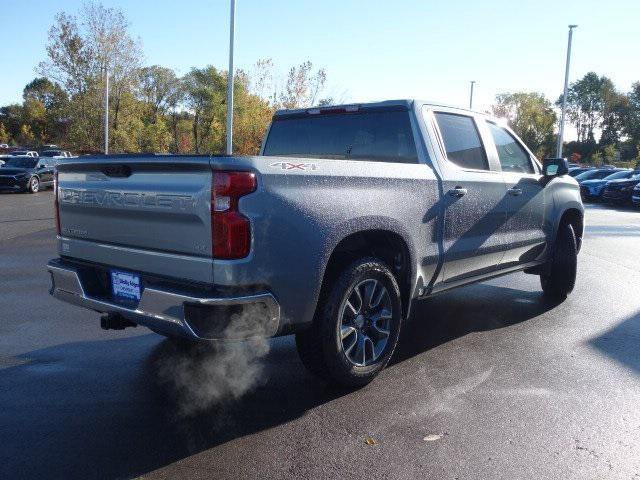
540, 222, 577, 300
296, 257, 403, 388
27, 176, 39, 193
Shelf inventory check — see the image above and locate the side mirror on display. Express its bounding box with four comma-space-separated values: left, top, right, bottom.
543, 158, 569, 178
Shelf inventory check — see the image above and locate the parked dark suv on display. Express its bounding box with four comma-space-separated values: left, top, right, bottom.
632, 183, 640, 207
580, 169, 634, 201
0, 156, 55, 193
574, 168, 622, 184
602, 172, 640, 204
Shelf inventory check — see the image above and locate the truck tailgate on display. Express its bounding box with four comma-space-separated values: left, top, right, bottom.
56, 158, 213, 279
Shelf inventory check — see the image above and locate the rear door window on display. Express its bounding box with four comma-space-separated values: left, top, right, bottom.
263, 110, 418, 163
433, 113, 489, 171
487, 122, 534, 174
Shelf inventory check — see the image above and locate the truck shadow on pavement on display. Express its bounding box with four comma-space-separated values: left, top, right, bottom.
589, 310, 640, 374
393, 283, 558, 364
0, 283, 559, 479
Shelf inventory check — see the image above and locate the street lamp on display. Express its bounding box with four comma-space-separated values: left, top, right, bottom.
556, 24, 578, 158
104, 66, 109, 155
225, 0, 236, 156
469, 81, 476, 110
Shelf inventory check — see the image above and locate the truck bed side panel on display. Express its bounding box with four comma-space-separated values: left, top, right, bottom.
208, 155, 440, 331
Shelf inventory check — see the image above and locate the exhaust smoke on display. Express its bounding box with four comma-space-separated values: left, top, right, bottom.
156, 304, 272, 417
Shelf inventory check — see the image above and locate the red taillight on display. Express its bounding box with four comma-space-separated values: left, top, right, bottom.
211, 171, 256, 259
54, 170, 61, 235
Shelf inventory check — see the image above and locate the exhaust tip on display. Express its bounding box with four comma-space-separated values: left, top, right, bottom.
100, 313, 137, 330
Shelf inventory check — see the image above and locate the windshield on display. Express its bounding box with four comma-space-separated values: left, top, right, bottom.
40, 150, 62, 157
569, 168, 590, 177
602, 170, 633, 181
575, 169, 615, 181
11, 151, 29, 156
3, 158, 38, 168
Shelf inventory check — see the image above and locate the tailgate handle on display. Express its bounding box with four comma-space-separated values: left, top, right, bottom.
101, 165, 132, 177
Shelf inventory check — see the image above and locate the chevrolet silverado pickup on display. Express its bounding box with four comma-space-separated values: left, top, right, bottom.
47, 100, 584, 387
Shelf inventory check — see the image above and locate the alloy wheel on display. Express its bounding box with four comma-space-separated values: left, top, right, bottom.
339, 278, 393, 366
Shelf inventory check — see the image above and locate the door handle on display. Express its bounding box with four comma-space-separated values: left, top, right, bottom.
448, 186, 467, 197
507, 187, 523, 196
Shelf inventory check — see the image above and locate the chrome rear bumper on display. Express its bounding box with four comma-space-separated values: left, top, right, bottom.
47, 261, 280, 340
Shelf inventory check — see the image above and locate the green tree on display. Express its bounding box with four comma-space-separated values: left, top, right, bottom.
624, 83, 640, 146
175, 118, 194, 153
279, 61, 327, 109
138, 117, 172, 153
558, 72, 615, 143
138, 66, 181, 122
39, 12, 96, 150
38, 2, 142, 151
23, 77, 68, 109
602, 143, 617, 163
23, 77, 69, 145
0, 123, 10, 144
1, 104, 24, 141
17, 124, 35, 146
492, 92, 557, 159
590, 150, 603, 166
38, 12, 92, 97
17, 2, 327, 154
22, 98, 47, 144
233, 70, 274, 154
181, 66, 274, 154
599, 87, 627, 146
183, 66, 226, 153
82, 1, 142, 132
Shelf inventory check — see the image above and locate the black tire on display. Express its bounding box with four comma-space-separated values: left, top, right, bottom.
295, 257, 403, 388
540, 222, 577, 300
27, 176, 39, 193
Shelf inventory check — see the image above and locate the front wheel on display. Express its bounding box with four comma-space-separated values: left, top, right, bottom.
540, 222, 577, 300
27, 176, 39, 193
296, 257, 403, 388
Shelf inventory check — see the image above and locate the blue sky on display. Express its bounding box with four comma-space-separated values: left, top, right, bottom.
2, 0, 639, 115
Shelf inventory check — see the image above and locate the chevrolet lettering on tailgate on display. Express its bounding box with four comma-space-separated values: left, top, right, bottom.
59, 188, 195, 211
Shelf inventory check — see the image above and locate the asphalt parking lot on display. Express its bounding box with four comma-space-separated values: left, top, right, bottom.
1, 191, 639, 480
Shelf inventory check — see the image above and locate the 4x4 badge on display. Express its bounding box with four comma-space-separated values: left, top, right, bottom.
269, 162, 318, 171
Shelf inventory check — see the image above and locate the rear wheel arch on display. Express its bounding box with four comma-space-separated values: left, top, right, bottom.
318, 229, 414, 321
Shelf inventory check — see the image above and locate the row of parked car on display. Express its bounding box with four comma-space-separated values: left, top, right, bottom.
0, 148, 76, 193
570, 165, 640, 207
0, 148, 75, 164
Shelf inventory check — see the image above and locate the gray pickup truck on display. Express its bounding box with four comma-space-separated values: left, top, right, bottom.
47, 100, 584, 387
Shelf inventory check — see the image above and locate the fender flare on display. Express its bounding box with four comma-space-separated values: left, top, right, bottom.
317, 215, 419, 317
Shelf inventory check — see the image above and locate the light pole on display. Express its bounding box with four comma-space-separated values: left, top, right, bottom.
225, 0, 236, 155
104, 66, 109, 155
556, 24, 577, 158
469, 81, 475, 109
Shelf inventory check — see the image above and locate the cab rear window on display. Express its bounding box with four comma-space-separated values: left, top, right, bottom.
263, 110, 418, 164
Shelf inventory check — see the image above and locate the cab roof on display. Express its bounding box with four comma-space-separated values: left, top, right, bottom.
273, 99, 488, 118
